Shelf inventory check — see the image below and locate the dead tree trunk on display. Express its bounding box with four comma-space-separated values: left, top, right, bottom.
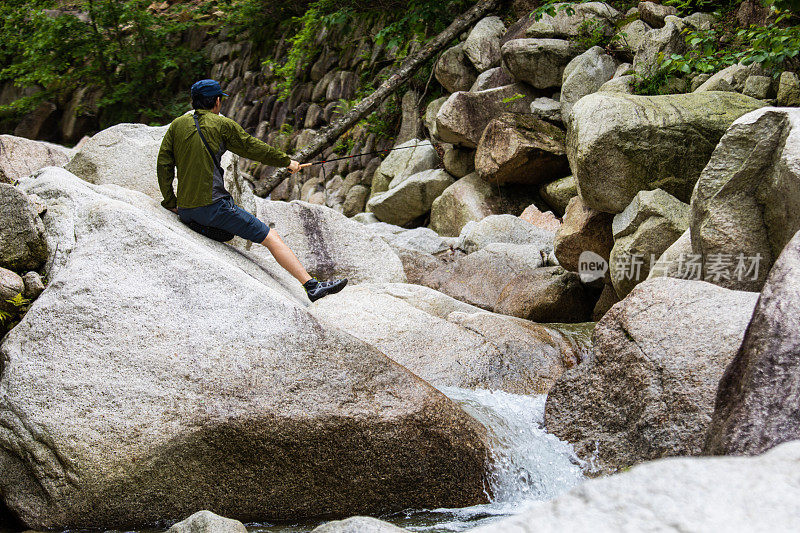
262, 0, 502, 194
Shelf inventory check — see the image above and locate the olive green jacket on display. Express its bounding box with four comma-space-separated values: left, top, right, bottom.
157, 109, 291, 209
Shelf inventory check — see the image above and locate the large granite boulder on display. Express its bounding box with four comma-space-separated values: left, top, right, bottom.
691, 108, 800, 292
167, 511, 246, 533
429, 172, 536, 237
520, 2, 620, 40
457, 214, 556, 254
647, 227, 694, 280
609, 189, 690, 298
474, 113, 569, 186
0, 267, 25, 314
705, 229, 800, 456
632, 16, 686, 78
470, 66, 515, 92
367, 169, 454, 226
494, 266, 593, 322
434, 43, 478, 93
368, 139, 438, 197
560, 46, 616, 121
539, 175, 577, 216
554, 196, 614, 272
0, 134, 71, 184
0, 168, 488, 529
638, 1, 677, 28
469, 441, 800, 532
463, 16, 506, 72
421, 243, 549, 310
310, 283, 593, 395
435, 84, 537, 148
312, 516, 408, 533
567, 91, 765, 213
64, 121, 255, 214
501, 39, 584, 89
544, 278, 758, 475
256, 199, 406, 284
0, 183, 48, 271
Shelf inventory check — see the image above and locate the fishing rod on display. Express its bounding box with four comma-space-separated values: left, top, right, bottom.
296, 143, 434, 170
294, 143, 434, 206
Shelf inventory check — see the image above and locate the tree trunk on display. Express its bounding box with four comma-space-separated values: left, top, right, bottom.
261, 0, 502, 194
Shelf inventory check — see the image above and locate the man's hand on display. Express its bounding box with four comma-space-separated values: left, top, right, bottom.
288, 160, 301, 174
169, 207, 178, 214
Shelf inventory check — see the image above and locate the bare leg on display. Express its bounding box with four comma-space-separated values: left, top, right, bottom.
260, 231, 313, 284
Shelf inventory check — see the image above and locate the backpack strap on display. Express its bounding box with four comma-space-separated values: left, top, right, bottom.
193, 112, 223, 173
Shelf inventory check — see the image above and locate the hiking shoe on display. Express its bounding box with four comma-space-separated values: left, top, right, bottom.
304, 278, 348, 302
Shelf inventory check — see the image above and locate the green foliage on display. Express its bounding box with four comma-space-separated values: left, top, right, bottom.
0, 293, 33, 333
501, 93, 525, 106
0, 0, 210, 127
659, 10, 800, 77
577, 18, 613, 48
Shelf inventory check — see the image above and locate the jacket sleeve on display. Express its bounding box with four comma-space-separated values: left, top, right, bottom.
157, 124, 178, 209
222, 118, 292, 167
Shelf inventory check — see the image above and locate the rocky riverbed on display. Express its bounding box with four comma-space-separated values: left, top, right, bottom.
2, 1, 800, 532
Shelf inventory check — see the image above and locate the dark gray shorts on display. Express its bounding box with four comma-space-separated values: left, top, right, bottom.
178, 197, 269, 243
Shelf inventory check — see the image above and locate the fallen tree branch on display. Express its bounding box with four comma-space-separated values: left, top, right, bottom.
261, 0, 501, 195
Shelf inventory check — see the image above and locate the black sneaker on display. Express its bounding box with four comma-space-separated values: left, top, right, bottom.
304, 278, 348, 302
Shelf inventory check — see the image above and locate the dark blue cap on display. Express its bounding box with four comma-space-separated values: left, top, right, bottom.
191, 79, 228, 98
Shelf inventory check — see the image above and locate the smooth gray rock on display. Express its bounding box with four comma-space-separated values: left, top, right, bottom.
370, 139, 437, 196
470, 66, 515, 92
429, 173, 537, 237
311, 282, 593, 395
0, 267, 24, 314
0, 168, 488, 529
567, 91, 765, 213
458, 214, 556, 254
560, 46, 616, 121
463, 16, 506, 72
638, 1, 677, 28
529, 97, 563, 123
691, 107, 800, 291
632, 16, 686, 78
647, 227, 694, 280
554, 196, 614, 272
475, 113, 569, 186
706, 229, 800, 456
423, 97, 448, 140
21, 271, 45, 300
777, 71, 800, 106
0, 134, 70, 184
494, 266, 593, 322
523, 2, 621, 40
367, 169, 454, 226
539, 175, 577, 216
435, 84, 537, 148
610, 189, 690, 297
312, 516, 408, 533
421, 243, 548, 311
469, 440, 800, 533
694, 62, 764, 93
545, 277, 759, 475
434, 43, 478, 93
167, 511, 247, 533
0, 183, 48, 271
501, 38, 584, 89
442, 146, 475, 179
615, 19, 651, 53
256, 198, 406, 283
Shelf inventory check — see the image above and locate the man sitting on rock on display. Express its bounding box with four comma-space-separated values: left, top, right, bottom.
157, 79, 347, 302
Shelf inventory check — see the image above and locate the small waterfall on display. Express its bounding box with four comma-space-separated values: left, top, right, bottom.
384, 387, 586, 532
